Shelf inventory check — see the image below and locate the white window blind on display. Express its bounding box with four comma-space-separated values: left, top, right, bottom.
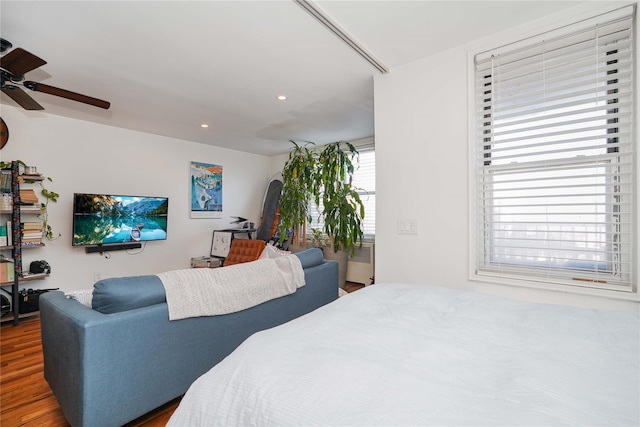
309, 146, 375, 239
474, 7, 635, 291
353, 148, 375, 238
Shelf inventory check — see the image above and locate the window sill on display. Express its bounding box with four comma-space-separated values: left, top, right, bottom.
471, 272, 640, 304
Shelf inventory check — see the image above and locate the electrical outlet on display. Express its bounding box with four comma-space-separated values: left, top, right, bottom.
94, 272, 101, 282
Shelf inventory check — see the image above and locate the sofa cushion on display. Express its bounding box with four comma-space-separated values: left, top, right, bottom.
92, 275, 166, 314
295, 248, 324, 269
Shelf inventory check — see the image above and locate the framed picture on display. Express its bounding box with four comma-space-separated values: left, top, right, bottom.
210, 230, 233, 258
190, 161, 223, 218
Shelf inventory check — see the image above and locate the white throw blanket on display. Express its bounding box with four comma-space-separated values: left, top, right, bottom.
157, 255, 305, 320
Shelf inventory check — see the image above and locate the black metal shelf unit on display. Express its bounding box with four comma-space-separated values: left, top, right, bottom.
0, 161, 47, 325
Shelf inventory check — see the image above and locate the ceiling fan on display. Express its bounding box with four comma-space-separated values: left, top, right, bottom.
0, 38, 110, 110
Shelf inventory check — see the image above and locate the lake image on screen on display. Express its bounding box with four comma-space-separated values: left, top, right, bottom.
73, 194, 168, 246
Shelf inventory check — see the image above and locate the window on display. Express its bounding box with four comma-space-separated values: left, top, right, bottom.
309, 145, 375, 240
473, 7, 635, 292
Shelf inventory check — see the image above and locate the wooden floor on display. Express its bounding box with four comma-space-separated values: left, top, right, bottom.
0, 315, 181, 427
343, 282, 364, 293
0, 283, 364, 426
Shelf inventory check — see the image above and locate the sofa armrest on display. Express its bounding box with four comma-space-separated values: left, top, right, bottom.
41, 292, 193, 427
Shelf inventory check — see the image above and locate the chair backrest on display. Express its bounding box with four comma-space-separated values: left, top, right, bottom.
223, 239, 266, 266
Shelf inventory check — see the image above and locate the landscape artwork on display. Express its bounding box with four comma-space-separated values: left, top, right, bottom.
190, 161, 223, 218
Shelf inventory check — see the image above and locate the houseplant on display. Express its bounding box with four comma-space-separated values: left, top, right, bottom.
278, 141, 318, 248
307, 227, 330, 250
37, 178, 60, 240
0, 160, 60, 240
316, 141, 365, 256
279, 140, 365, 287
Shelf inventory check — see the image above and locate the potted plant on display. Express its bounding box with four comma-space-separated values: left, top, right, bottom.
278, 141, 318, 249
0, 160, 60, 241
37, 179, 60, 240
316, 141, 365, 256
315, 141, 365, 287
279, 140, 365, 287
307, 227, 330, 250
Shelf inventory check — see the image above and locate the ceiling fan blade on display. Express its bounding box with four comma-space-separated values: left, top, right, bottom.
0, 48, 47, 76
1, 85, 44, 110
23, 81, 110, 110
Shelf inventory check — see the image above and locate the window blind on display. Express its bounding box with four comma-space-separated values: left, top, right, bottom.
353, 148, 376, 238
474, 7, 635, 291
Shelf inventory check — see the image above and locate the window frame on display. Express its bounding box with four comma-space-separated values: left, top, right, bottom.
468, 5, 637, 299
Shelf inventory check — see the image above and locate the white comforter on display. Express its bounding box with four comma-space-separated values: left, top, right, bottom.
168, 283, 640, 426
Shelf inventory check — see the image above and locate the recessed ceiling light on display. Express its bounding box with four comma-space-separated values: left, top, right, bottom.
277, 95, 287, 101
201, 124, 209, 128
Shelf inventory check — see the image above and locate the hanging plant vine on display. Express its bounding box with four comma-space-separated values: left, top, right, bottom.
37, 177, 60, 241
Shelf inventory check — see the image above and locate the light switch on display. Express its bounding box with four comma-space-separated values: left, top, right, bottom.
397, 219, 418, 235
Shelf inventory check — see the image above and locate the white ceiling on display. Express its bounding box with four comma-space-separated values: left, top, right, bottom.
1, 1, 584, 156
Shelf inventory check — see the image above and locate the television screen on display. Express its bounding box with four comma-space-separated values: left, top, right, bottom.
72, 193, 168, 246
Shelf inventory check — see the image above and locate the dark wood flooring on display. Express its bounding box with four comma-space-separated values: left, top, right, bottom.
343, 282, 365, 293
1, 283, 365, 426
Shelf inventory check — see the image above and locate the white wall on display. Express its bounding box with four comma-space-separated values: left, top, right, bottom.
1, 106, 271, 292
374, 2, 639, 311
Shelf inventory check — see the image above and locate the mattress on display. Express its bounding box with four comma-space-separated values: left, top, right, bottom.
168, 283, 640, 426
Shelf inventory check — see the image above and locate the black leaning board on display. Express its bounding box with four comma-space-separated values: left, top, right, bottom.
256, 179, 283, 242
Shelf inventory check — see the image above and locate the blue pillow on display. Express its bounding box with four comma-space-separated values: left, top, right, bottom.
295, 248, 324, 269
92, 275, 166, 314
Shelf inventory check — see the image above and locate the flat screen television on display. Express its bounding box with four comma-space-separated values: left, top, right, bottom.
72, 193, 168, 246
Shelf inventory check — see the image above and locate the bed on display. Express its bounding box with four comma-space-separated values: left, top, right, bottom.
168, 283, 640, 426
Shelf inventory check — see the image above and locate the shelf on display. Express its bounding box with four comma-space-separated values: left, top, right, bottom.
20, 175, 45, 182
2, 162, 50, 327
1, 243, 45, 250
0, 273, 49, 286
1, 311, 39, 324
22, 272, 50, 281
0, 207, 44, 215
1, 170, 45, 181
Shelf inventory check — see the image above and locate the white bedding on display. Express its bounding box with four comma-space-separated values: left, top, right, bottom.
168, 283, 640, 426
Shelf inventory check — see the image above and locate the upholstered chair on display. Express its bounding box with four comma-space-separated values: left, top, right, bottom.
223, 239, 266, 266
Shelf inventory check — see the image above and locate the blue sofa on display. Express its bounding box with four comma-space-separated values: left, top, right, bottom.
39, 249, 338, 427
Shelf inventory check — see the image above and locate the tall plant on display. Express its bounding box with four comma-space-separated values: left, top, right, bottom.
278, 140, 365, 256
278, 141, 318, 246
316, 141, 364, 255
